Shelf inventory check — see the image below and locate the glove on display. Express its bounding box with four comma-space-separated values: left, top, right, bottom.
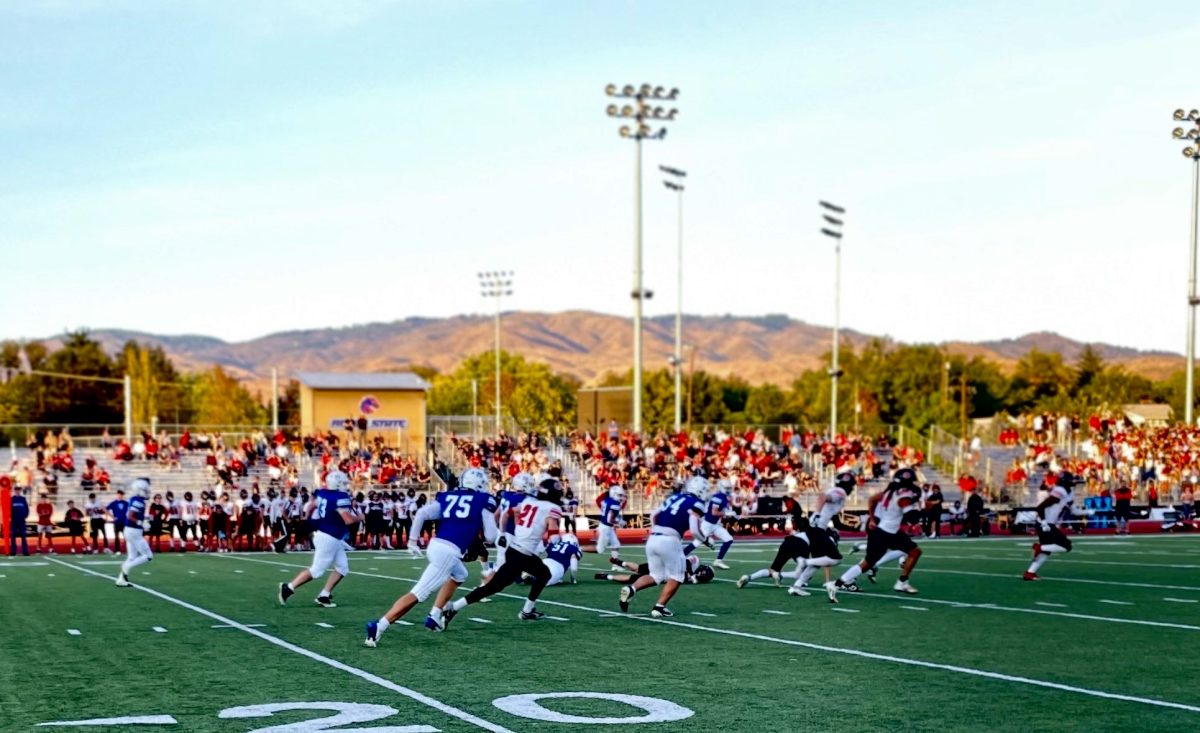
497, 535, 508, 548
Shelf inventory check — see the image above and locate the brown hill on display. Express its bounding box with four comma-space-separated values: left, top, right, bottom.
77, 312, 1183, 387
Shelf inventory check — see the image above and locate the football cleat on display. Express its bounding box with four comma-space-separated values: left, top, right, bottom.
788, 586, 810, 597
364, 621, 379, 648
278, 583, 294, 605
1022, 571, 1040, 581
441, 607, 459, 630
824, 581, 838, 604
736, 575, 750, 589
1032, 542, 1042, 558
713, 559, 730, 570
423, 614, 444, 632
618, 585, 634, 613
650, 605, 674, 618
866, 567, 878, 584
115, 573, 131, 588
519, 610, 546, 621
893, 580, 918, 594
844, 582, 861, 593
595, 572, 611, 581
315, 595, 336, 608
768, 569, 781, 587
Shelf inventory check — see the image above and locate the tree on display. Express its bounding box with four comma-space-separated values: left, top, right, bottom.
38, 331, 121, 425
1009, 349, 1073, 411
1074, 345, 1105, 393
187, 366, 266, 426
428, 351, 578, 431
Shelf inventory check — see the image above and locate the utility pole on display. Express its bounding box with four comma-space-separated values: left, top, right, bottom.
661, 164, 687, 433
820, 201, 846, 440
1171, 108, 1200, 424
478, 271, 514, 434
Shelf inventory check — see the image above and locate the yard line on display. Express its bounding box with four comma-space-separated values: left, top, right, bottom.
50, 559, 517, 733
923, 554, 1200, 570
691, 612, 718, 617
1164, 597, 1199, 604
233, 570, 244, 574
38, 715, 178, 727
0, 561, 48, 567
395, 620, 414, 626
545, 616, 570, 622
188, 571, 197, 575
469, 618, 493, 624
212, 623, 266, 629
217, 555, 1200, 714
66, 629, 81, 636
919, 567, 1200, 592
1099, 600, 1134, 606
152, 626, 168, 633
315, 622, 335, 629
762, 609, 791, 616
47, 573, 55, 577
1035, 602, 1068, 608
900, 606, 928, 612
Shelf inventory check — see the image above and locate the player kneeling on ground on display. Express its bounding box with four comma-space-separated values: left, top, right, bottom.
598, 553, 713, 586
364, 468, 498, 647
830, 469, 923, 602
1024, 471, 1076, 581
543, 533, 583, 586
279, 470, 362, 608
618, 476, 709, 618
115, 478, 154, 587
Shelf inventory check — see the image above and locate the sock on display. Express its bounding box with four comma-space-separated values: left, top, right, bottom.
683, 543, 696, 556
878, 550, 906, 567
286, 583, 294, 591
797, 565, 818, 587
899, 574, 909, 582
718, 541, 733, 560
610, 551, 620, 561
376, 617, 391, 636
1028, 554, 1048, 573
522, 599, 536, 614
625, 584, 637, 597
750, 569, 771, 581
838, 565, 863, 586
428, 606, 443, 621
450, 598, 468, 612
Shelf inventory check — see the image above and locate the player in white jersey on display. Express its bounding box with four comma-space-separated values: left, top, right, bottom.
437, 476, 564, 628
787, 472, 853, 595
1024, 472, 1076, 580
491, 472, 537, 578
829, 468, 923, 602
179, 492, 199, 552
268, 489, 290, 553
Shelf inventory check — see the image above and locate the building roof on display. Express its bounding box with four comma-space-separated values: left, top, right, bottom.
296, 371, 431, 391
1123, 403, 1173, 422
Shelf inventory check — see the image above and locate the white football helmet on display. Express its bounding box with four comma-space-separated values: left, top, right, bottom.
325, 470, 351, 492
130, 477, 152, 498
716, 477, 734, 494
609, 486, 627, 502
459, 467, 490, 492
512, 472, 537, 495
560, 533, 579, 546
684, 476, 710, 501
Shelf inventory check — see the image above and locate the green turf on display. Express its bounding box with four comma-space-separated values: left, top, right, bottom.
3, 534, 1199, 732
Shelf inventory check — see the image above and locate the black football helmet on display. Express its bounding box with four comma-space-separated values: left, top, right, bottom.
693, 565, 715, 584
893, 468, 918, 486
1057, 471, 1077, 489
835, 472, 857, 491
537, 477, 564, 505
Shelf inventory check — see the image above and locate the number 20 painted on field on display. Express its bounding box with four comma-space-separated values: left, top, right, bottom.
37, 693, 694, 730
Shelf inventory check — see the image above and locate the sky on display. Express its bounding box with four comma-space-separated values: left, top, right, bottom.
1, 0, 1198, 353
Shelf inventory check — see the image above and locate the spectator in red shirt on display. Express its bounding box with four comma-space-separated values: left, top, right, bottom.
36, 493, 55, 554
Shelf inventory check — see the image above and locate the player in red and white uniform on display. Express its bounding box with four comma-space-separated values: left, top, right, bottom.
437, 476, 564, 627
829, 468, 924, 602
1024, 471, 1076, 580
786, 472, 852, 596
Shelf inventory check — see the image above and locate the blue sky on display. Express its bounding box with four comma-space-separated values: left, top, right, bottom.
1, 1, 1197, 353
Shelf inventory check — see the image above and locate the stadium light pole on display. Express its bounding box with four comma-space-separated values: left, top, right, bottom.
478, 271, 514, 434
1172, 108, 1200, 425
662, 164, 687, 433
820, 201, 846, 440
605, 83, 679, 433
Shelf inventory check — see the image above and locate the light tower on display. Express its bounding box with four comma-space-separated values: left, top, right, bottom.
478, 270, 514, 434
661, 164, 687, 433
1172, 108, 1200, 424
820, 201, 846, 440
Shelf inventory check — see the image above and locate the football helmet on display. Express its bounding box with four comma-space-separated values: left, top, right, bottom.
716, 477, 735, 494
835, 472, 857, 491
537, 477, 564, 505
684, 476, 710, 501
560, 533, 579, 546
459, 467, 490, 492
130, 477, 152, 498
609, 486, 627, 502
325, 470, 351, 492
893, 468, 918, 486
1057, 471, 1077, 490
693, 565, 715, 584
512, 472, 537, 495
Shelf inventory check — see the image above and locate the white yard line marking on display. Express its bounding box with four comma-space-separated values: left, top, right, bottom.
1099, 600, 1134, 606
212, 623, 266, 629
142, 572, 151, 576
691, 612, 718, 617
233, 569, 244, 574
1035, 602, 1068, 608
315, 622, 335, 629
925, 554, 1200, 570
38, 715, 178, 727
218, 555, 1200, 714
77, 561, 122, 566
47, 573, 55, 577
1164, 597, 1199, 604
545, 616, 570, 622
152, 626, 168, 633
900, 606, 928, 612
469, 617, 493, 624
395, 620, 415, 626
67, 629, 81, 636
51, 559, 517, 733
920, 568, 1200, 592
188, 571, 197, 575
0, 561, 48, 567
762, 609, 791, 615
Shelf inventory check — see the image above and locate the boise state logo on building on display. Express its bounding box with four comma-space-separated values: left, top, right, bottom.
359, 395, 381, 415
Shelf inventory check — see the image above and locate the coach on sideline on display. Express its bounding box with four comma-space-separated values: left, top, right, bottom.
8, 485, 31, 556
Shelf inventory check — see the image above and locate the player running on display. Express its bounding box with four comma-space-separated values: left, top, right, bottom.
115, 478, 154, 587
787, 472, 852, 596
618, 476, 708, 618
595, 485, 626, 562
684, 477, 735, 569
829, 469, 923, 602
490, 472, 536, 579
436, 476, 564, 628
364, 468, 498, 647
278, 470, 362, 608
1024, 471, 1077, 581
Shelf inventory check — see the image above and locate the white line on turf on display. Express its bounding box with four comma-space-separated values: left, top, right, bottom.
315, 622, 334, 629
469, 618, 492, 624
919, 567, 1200, 592
38, 715, 178, 727
1164, 597, 1199, 604
762, 610, 790, 615
47, 573, 55, 577
1035, 602, 1068, 608
220, 554, 1200, 714
67, 629, 81, 636
395, 620, 414, 626
212, 624, 266, 629
1099, 600, 1134, 606
900, 606, 928, 612
152, 627, 167, 633
49, 559, 518, 733
545, 616, 570, 621
691, 612, 718, 617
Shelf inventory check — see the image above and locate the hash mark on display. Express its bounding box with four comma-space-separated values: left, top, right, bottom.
691, 612, 718, 617
152, 627, 167, 633
67, 629, 81, 636
900, 606, 928, 612
762, 609, 791, 616
1035, 602, 1068, 608
1164, 597, 1199, 604
1099, 599, 1133, 606
545, 616, 570, 621
831, 608, 860, 614
315, 622, 334, 629
469, 617, 492, 624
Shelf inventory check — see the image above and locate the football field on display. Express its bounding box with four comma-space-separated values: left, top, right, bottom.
3, 534, 1199, 732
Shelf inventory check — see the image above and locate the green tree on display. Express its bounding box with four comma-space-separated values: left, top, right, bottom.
428, 351, 578, 431
187, 366, 267, 426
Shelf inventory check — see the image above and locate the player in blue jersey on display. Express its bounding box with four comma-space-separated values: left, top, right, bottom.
684, 477, 735, 569
595, 485, 626, 562
115, 479, 153, 586
364, 467, 498, 647
618, 476, 708, 618
106, 490, 129, 555
278, 470, 363, 608
489, 472, 536, 580
543, 533, 583, 586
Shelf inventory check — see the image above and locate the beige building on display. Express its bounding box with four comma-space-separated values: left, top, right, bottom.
297, 372, 430, 458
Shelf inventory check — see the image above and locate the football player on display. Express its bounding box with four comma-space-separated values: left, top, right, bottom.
1024, 471, 1076, 580
544, 533, 583, 586
278, 470, 362, 608
115, 478, 154, 587
787, 472, 853, 596
598, 553, 713, 585
685, 477, 735, 569
490, 472, 536, 579
736, 497, 811, 589
436, 476, 564, 628
364, 468, 498, 647
618, 476, 708, 618
596, 485, 626, 562
829, 469, 923, 602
